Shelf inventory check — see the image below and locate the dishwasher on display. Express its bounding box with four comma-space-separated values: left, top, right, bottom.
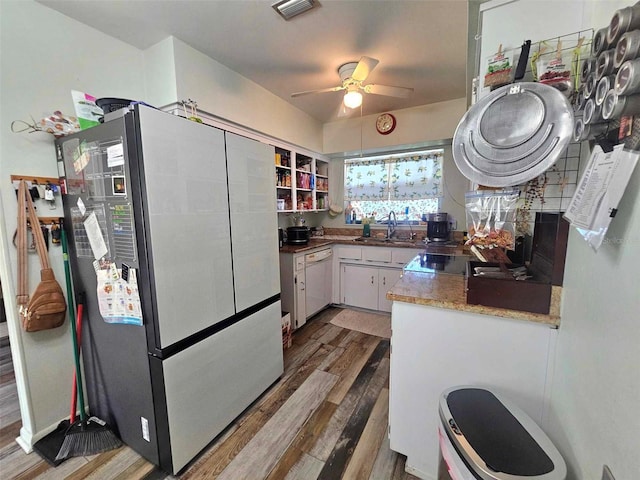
304, 248, 333, 320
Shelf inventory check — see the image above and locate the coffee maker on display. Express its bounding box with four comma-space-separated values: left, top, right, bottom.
426, 213, 450, 242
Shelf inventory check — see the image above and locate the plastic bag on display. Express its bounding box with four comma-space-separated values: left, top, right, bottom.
484, 48, 513, 88
465, 190, 520, 250
537, 50, 573, 95
38, 111, 81, 137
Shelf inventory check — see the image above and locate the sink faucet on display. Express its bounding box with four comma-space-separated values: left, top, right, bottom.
387, 211, 397, 239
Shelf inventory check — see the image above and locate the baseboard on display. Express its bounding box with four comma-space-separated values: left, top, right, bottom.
18, 416, 73, 453
17, 426, 33, 453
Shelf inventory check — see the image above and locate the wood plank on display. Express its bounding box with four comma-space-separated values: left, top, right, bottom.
112, 456, 157, 480
307, 344, 390, 462
63, 447, 124, 480
216, 370, 338, 480
314, 324, 343, 345
327, 335, 379, 377
337, 329, 367, 348
182, 344, 336, 479
292, 320, 326, 346
284, 452, 325, 480
327, 336, 380, 404
284, 340, 322, 375
368, 425, 398, 480
0, 441, 41, 478
316, 346, 390, 480
264, 400, 337, 480
327, 328, 350, 348
14, 454, 89, 480
316, 346, 345, 372
342, 388, 389, 480
0, 419, 21, 450
82, 447, 143, 480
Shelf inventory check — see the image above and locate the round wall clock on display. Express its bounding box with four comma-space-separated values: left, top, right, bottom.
376, 113, 396, 135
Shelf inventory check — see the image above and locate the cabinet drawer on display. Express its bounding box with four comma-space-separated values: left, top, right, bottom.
363, 248, 392, 263
337, 247, 362, 260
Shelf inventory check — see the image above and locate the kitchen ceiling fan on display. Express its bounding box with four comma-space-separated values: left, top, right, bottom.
291, 56, 414, 111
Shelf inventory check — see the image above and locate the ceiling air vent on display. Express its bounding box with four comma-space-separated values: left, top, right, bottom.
272, 0, 315, 20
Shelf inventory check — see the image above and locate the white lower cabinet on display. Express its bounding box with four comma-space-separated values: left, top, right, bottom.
279, 252, 306, 330
389, 301, 557, 479
342, 265, 379, 310
341, 264, 402, 313
377, 268, 402, 312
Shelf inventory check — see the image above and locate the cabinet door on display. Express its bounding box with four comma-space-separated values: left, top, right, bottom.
342, 265, 378, 310
138, 107, 234, 347
295, 270, 307, 329
226, 132, 279, 311
378, 268, 403, 312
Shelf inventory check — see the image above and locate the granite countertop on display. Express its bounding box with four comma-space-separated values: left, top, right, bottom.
387, 271, 561, 327
278, 236, 426, 254
279, 228, 559, 326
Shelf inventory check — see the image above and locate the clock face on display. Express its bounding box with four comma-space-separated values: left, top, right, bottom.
376, 113, 396, 135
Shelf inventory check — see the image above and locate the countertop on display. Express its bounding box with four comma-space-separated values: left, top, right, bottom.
387, 271, 561, 327
278, 232, 560, 326
278, 236, 425, 254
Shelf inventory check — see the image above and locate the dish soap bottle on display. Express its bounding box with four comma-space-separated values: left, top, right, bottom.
362, 216, 371, 237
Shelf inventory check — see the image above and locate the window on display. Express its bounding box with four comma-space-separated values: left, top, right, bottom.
344, 149, 444, 223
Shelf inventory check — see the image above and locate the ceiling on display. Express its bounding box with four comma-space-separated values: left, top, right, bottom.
38, 0, 470, 124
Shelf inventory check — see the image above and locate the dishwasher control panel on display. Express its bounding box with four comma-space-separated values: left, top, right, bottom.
305, 248, 333, 263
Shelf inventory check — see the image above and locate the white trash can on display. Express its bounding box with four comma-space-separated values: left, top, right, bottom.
438, 387, 566, 480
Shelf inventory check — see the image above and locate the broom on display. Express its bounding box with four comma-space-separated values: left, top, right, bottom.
56, 225, 122, 460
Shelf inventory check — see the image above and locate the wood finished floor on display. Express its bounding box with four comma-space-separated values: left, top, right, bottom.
0, 308, 419, 480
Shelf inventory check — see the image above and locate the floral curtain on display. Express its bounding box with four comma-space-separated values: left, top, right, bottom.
344, 151, 443, 201
389, 153, 443, 199
344, 158, 388, 200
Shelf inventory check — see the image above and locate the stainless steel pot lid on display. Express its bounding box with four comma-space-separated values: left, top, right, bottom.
453, 83, 574, 187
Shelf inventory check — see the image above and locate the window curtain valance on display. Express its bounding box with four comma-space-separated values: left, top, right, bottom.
344, 151, 443, 201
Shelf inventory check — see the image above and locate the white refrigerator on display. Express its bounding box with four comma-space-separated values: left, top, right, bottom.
57, 105, 283, 474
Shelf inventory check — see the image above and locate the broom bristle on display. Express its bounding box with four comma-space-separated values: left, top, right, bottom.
55, 417, 122, 461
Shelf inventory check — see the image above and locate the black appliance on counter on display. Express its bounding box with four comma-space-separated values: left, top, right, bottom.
286, 226, 310, 245
427, 213, 450, 242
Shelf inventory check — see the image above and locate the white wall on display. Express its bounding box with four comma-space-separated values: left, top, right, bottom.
322, 98, 467, 155
480, 2, 640, 479
171, 38, 324, 153
0, 0, 146, 447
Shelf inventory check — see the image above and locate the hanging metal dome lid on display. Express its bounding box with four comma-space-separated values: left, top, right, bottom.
452, 82, 574, 187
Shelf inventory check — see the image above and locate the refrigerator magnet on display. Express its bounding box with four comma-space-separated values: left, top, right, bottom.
112, 175, 126, 196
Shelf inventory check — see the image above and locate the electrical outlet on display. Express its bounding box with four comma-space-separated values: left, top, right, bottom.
602, 465, 615, 480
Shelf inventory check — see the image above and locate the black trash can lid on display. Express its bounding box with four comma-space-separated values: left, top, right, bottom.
440, 387, 566, 480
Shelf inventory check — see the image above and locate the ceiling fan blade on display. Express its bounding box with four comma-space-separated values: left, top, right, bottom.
364, 84, 414, 98
291, 85, 344, 98
351, 56, 379, 82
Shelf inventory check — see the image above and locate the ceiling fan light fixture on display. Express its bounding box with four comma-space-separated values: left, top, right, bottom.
343, 90, 363, 109
272, 0, 315, 20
